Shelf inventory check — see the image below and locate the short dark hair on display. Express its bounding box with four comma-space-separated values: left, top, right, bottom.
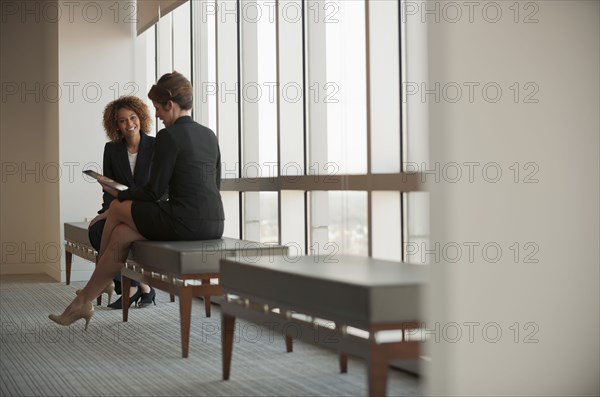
148, 71, 193, 110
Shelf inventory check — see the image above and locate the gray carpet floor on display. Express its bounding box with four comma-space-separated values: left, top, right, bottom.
0, 275, 420, 397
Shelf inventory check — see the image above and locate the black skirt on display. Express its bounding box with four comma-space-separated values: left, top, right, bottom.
131, 201, 224, 241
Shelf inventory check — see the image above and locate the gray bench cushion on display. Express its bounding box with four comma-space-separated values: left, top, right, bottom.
130, 238, 288, 275
220, 255, 427, 327
64, 222, 92, 246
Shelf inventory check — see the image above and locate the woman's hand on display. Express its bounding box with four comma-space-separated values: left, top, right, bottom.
89, 211, 108, 228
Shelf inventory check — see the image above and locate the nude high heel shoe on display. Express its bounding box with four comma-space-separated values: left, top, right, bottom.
76, 282, 115, 306
49, 301, 94, 330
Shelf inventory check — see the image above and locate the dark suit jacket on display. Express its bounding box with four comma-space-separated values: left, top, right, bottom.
118, 116, 225, 227
98, 132, 155, 213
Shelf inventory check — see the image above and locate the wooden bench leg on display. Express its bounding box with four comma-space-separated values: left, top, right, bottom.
202, 278, 211, 317
65, 250, 72, 285
339, 353, 348, 373
367, 346, 388, 397
179, 287, 193, 358
204, 296, 211, 317
122, 276, 132, 322
222, 313, 235, 380
285, 335, 293, 352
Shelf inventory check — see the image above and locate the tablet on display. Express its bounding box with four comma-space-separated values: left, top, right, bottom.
83, 170, 128, 191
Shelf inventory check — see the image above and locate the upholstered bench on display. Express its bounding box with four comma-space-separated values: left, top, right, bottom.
63, 221, 175, 305
121, 238, 288, 358
220, 255, 426, 397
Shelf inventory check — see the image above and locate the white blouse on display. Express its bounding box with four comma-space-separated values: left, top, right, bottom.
128, 151, 137, 175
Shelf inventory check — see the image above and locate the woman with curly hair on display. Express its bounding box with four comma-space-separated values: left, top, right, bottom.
50, 72, 224, 330
87, 95, 158, 309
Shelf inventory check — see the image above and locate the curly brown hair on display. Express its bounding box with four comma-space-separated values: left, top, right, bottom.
102, 96, 152, 142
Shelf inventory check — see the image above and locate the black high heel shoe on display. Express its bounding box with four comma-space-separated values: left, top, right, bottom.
137, 287, 156, 308
107, 288, 141, 310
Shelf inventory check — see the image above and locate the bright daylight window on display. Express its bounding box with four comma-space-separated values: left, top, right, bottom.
152, 0, 428, 262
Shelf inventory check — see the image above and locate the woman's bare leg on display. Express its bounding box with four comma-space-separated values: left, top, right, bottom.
79, 224, 145, 302
54, 201, 145, 316
98, 200, 140, 259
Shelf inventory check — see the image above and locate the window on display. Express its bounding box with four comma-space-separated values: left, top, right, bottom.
151, 0, 427, 261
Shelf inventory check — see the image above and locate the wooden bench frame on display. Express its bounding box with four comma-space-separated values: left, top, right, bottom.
121, 261, 220, 358
66, 222, 289, 360
120, 241, 288, 358
221, 293, 420, 397
219, 255, 424, 396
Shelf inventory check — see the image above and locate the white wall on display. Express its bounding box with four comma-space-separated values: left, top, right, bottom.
425, 1, 599, 395
55, 0, 142, 282
1, 1, 150, 281
1, 1, 60, 275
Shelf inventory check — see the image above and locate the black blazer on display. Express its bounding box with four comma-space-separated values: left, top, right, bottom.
118, 116, 225, 225
98, 132, 155, 213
